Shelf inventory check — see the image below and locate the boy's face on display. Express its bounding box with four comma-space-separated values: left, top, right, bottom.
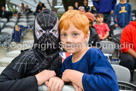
96, 17, 103, 23
120, 0, 126, 2
60, 23, 88, 53
1, 7, 5, 11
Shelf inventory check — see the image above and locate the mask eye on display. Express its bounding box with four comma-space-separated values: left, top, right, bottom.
52, 29, 57, 33
51, 29, 58, 38
52, 29, 58, 34
39, 30, 43, 34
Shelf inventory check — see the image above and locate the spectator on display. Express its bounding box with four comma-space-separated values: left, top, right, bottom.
35, 2, 45, 15
20, 3, 25, 15
48, 10, 119, 91
113, 0, 131, 28
0, 9, 62, 91
68, 6, 74, 10
93, 0, 117, 27
120, 20, 136, 81
74, 2, 79, 10
25, 5, 32, 15
83, 0, 90, 12
94, 13, 110, 40
85, 12, 100, 46
0, 6, 13, 21
42, 6, 46, 10
78, 6, 85, 13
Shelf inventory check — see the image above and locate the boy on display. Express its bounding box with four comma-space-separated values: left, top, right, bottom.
46, 10, 119, 91
94, 13, 110, 40
93, 0, 117, 27
0, 9, 62, 91
113, 0, 131, 28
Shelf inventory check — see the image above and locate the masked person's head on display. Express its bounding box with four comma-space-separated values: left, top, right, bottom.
33, 9, 59, 53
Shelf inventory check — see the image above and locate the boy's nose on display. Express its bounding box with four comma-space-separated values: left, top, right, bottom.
66, 36, 72, 43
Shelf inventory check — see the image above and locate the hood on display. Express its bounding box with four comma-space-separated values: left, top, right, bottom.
129, 21, 136, 27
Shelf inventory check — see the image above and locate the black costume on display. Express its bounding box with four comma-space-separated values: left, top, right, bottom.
88, 26, 100, 46
0, 9, 62, 91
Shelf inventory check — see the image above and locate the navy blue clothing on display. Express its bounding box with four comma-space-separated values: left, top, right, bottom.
12, 25, 23, 42
93, 0, 117, 13
74, 7, 78, 10
113, 3, 131, 27
61, 48, 119, 91
84, 6, 90, 12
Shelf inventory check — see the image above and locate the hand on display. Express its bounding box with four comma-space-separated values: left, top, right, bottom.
38, 9, 41, 13
62, 69, 72, 82
45, 77, 64, 91
73, 83, 83, 91
35, 70, 56, 85
110, 10, 113, 14
100, 37, 105, 40
99, 35, 102, 39
114, 24, 118, 27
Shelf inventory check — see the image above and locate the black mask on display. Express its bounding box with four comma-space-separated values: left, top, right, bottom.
33, 9, 61, 68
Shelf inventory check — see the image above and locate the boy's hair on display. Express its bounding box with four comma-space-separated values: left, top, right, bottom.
96, 13, 104, 18
59, 10, 89, 36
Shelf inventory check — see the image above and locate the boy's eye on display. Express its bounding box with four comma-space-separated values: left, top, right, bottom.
61, 33, 67, 37
73, 33, 79, 36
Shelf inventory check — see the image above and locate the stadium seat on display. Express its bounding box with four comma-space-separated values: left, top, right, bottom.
6, 50, 21, 58
0, 67, 6, 74
112, 64, 131, 82
0, 57, 14, 67
118, 81, 136, 91
99, 40, 116, 61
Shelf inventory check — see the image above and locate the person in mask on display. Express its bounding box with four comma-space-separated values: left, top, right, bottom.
0, 9, 62, 91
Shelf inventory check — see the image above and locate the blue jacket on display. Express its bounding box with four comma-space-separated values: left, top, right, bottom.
93, 0, 117, 13
113, 3, 131, 27
12, 25, 23, 42
61, 48, 119, 91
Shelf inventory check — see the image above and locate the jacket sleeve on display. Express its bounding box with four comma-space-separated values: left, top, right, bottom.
93, 33, 100, 46
82, 49, 119, 91
113, 5, 118, 24
0, 54, 38, 91
93, 0, 99, 11
91, 27, 100, 46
